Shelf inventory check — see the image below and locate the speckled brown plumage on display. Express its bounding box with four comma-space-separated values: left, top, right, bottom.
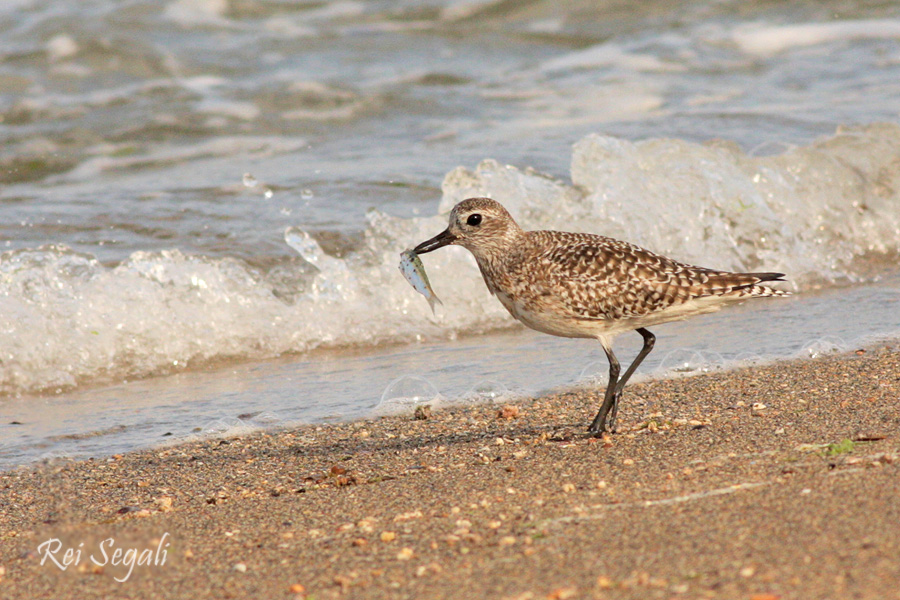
414, 197, 791, 434
480, 228, 786, 329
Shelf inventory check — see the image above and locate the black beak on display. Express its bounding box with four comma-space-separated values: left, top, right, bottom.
414, 228, 456, 254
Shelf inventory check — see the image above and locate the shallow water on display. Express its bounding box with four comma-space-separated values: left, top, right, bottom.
2, 273, 898, 469
1, 0, 899, 468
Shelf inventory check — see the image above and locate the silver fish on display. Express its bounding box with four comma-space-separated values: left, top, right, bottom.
399, 249, 442, 314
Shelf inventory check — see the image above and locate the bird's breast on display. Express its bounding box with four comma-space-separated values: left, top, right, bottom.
494, 289, 603, 339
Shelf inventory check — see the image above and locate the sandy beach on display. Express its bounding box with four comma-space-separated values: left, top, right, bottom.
1, 345, 898, 600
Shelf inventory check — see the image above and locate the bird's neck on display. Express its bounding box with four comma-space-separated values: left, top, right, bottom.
468, 231, 523, 264
470, 232, 526, 288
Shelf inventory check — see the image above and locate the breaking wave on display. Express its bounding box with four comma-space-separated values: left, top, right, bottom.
2, 123, 898, 396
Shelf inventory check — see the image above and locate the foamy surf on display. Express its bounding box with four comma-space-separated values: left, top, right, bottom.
1, 125, 899, 397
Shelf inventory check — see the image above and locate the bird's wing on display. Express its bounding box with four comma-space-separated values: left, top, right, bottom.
525, 231, 776, 320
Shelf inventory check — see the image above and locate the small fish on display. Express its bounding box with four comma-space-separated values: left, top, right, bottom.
399, 249, 442, 314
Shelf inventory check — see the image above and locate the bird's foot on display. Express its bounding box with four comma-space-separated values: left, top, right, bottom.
588, 394, 621, 435
607, 412, 619, 434
587, 420, 616, 436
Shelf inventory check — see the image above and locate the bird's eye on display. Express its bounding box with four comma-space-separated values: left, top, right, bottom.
466, 213, 482, 227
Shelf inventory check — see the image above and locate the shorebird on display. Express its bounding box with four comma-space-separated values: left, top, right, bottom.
414, 197, 789, 434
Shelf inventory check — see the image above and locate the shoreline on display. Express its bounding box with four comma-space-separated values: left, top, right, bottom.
2, 345, 899, 599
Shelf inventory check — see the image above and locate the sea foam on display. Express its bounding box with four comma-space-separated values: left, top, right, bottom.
2, 124, 898, 396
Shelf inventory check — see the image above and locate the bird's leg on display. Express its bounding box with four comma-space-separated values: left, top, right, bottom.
588, 344, 620, 435
588, 329, 656, 434
606, 328, 655, 431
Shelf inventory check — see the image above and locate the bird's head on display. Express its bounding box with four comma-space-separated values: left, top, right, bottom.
414, 197, 522, 260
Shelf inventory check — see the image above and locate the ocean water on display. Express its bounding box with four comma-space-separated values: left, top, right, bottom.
1, 0, 899, 468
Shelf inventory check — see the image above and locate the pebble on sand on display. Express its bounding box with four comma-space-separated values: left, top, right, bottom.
381, 531, 397, 542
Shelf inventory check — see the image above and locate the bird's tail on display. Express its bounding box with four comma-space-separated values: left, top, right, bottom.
701, 271, 792, 298
733, 272, 791, 298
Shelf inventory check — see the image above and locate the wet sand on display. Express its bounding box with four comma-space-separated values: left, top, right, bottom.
1, 345, 899, 600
